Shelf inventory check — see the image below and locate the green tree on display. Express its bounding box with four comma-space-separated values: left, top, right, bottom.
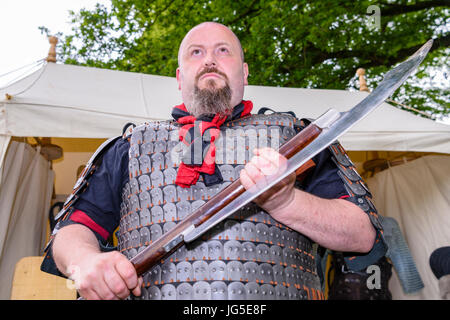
42, 0, 449, 119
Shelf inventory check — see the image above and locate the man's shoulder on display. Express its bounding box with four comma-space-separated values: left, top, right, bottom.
250, 106, 314, 129
123, 120, 180, 142
227, 110, 299, 127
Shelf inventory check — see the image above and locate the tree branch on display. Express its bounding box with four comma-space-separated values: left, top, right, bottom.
361, 33, 450, 69
308, 33, 449, 69
394, 33, 450, 59
379, 0, 450, 16
227, 0, 261, 25
148, 0, 176, 27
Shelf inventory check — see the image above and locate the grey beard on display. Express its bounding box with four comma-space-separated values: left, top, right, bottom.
189, 80, 232, 118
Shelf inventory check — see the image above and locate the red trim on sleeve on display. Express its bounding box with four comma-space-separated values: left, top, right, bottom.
339, 195, 350, 199
70, 210, 109, 240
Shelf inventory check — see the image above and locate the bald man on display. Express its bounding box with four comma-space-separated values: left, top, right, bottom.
42, 22, 386, 300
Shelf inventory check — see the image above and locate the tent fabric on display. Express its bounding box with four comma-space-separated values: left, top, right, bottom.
0, 135, 11, 182
0, 141, 54, 299
0, 62, 449, 300
1, 62, 449, 152
367, 155, 450, 300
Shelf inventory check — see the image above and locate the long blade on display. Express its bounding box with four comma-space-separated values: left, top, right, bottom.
184, 39, 433, 242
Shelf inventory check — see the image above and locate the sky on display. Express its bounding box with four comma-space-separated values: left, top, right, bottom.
0, 0, 109, 88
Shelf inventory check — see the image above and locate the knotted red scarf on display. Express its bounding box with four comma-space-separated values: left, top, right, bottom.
172, 100, 253, 188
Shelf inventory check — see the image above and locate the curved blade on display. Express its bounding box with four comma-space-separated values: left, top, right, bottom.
330, 39, 433, 137
184, 40, 433, 243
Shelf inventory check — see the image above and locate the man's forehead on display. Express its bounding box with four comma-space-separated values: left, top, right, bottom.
184, 24, 234, 45
178, 22, 243, 61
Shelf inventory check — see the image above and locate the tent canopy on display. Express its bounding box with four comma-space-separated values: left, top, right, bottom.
1, 62, 449, 153
1, 62, 449, 301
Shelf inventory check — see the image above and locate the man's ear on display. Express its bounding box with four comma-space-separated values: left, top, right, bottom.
176, 67, 181, 90
243, 62, 249, 86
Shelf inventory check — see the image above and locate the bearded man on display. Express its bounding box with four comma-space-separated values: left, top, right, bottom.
41, 22, 386, 300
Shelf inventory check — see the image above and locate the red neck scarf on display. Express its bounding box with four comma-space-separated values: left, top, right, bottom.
171, 100, 253, 188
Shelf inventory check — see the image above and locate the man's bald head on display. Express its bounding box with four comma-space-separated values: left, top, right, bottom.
176, 21, 249, 116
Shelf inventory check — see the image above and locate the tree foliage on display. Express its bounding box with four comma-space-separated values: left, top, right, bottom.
42, 0, 449, 119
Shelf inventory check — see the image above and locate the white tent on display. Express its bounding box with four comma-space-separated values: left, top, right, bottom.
0, 62, 449, 299
1, 63, 449, 151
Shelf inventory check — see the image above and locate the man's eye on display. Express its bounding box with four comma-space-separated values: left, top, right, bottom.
219, 47, 229, 53
192, 49, 201, 56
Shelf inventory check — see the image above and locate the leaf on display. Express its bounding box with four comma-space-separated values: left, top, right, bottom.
48, 0, 449, 118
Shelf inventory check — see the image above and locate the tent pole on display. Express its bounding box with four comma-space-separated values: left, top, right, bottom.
46, 36, 58, 63
356, 68, 370, 92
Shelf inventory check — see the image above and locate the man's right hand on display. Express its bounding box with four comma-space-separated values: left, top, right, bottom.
52, 224, 143, 300
68, 251, 143, 300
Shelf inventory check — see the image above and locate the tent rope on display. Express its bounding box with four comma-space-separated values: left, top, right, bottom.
357, 68, 434, 120
386, 98, 434, 119
0, 58, 45, 79
2, 60, 48, 99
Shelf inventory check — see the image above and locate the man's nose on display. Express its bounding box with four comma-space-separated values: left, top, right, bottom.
203, 51, 217, 67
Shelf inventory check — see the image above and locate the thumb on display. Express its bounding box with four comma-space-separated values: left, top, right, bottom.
131, 276, 144, 297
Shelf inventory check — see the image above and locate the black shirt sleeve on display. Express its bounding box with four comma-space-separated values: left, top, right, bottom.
298, 148, 348, 199
296, 144, 388, 272
41, 137, 130, 276
71, 137, 130, 240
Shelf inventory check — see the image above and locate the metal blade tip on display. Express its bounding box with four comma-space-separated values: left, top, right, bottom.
413, 39, 433, 58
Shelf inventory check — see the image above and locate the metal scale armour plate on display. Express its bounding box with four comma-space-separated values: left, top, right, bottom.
118, 115, 322, 300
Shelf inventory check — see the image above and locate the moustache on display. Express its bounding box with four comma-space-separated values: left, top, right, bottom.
195, 67, 228, 83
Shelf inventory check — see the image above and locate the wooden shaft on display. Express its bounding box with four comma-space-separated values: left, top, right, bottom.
46, 36, 58, 63
356, 68, 370, 92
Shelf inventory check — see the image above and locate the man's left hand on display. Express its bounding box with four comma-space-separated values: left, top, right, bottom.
239, 147, 296, 215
